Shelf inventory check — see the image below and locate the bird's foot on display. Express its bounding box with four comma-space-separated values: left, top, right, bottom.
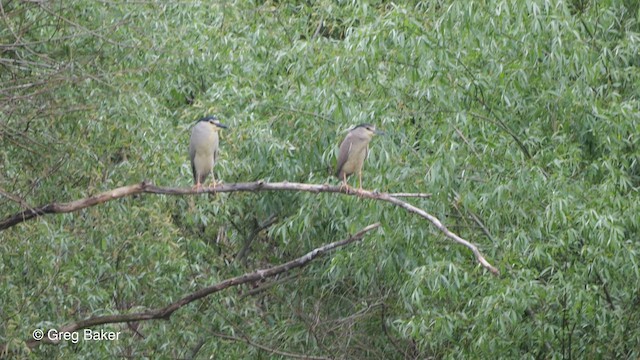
339, 183, 352, 194
192, 183, 203, 192
208, 180, 222, 190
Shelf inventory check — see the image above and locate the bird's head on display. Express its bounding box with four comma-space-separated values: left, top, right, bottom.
354, 123, 385, 138
198, 115, 228, 131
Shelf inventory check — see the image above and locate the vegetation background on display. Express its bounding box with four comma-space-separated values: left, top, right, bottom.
1, 0, 639, 358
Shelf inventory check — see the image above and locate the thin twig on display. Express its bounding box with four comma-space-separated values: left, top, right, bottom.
236, 213, 279, 264
36, 3, 131, 48
211, 332, 331, 360
323, 302, 383, 330
453, 126, 482, 160
468, 111, 531, 159
0, 187, 31, 209
388, 192, 431, 198
270, 105, 335, 124
240, 273, 297, 299
188, 338, 207, 360
467, 210, 495, 243
595, 271, 615, 311
312, 17, 324, 39
381, 303, 410, 359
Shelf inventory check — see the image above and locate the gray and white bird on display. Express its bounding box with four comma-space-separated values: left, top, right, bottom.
189, 115, 228, 191
336, 123, 384, 192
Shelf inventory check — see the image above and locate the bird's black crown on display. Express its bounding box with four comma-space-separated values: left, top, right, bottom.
198, 115, 219, 122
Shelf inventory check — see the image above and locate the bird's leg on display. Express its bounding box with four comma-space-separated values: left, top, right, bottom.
355, 170, 365, 196
208, 171, 222, 190
192, 181, 203, 192
339, 173, 351, 193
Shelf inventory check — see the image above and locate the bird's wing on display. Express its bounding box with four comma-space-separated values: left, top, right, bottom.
335, 132, 354, 177
212, 132, 219, 162
189, 140, 197, 183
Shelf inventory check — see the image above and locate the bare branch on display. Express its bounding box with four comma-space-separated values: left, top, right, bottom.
0, 186, 31, 209
8, 223, 380, 352
377, 192, 499, 275
0, 182, 150, 230
0, 181, 499, 275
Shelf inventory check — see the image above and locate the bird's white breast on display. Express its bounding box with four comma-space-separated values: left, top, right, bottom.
190, 122, 219, 179
191, 122, 219, 158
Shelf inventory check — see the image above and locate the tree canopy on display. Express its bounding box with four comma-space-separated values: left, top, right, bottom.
1, 0, 639, 358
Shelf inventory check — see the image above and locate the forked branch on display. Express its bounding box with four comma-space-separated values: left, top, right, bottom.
6, 223, 380, 353
0, 181, 499, 275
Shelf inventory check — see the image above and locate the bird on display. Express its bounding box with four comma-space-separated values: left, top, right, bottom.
335, 123, 384, 193
189, 115, 228, 191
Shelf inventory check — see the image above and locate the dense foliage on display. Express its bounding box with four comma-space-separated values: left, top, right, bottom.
1, 0, 639, 358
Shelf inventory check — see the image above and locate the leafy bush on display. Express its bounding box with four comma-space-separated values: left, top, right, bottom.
1, 0, 639, 358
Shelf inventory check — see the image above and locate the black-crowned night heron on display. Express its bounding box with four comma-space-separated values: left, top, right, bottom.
335, 123, 384, 192
189, 115, 228, 191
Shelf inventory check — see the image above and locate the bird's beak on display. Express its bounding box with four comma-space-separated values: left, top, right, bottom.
375, 130, 385, 135
216, 123, 228, 129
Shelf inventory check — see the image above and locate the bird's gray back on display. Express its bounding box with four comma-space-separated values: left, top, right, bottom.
336, 128, 372, 177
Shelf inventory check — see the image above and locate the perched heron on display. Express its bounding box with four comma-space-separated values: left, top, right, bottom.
335, 123, 384, 192
189, 115, 228, 191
